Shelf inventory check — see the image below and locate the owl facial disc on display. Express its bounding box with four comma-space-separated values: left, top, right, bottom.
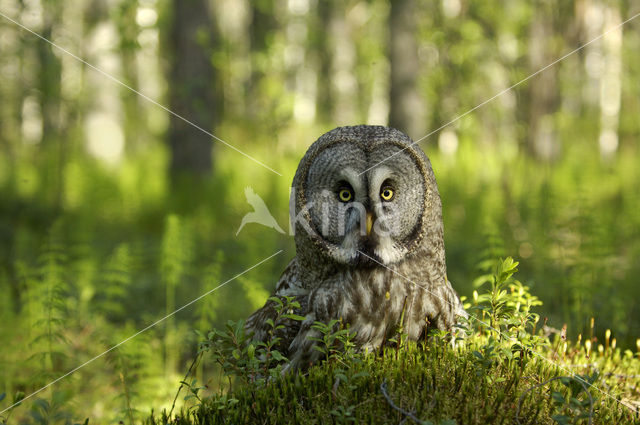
292, 126, 437, 268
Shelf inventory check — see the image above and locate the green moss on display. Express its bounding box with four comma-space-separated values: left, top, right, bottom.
147, 258, 640, 425
146, 340, 639, 425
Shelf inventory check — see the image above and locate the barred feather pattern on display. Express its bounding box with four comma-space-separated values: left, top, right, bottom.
245, 252, 466, 371
244, 125, 467, 371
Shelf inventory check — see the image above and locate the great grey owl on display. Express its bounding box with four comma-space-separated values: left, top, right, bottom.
245, 125, 466, 371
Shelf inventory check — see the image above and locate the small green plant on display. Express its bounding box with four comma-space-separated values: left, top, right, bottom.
0, 391, 25, 425
387, 299, 412, 355
516, 373, 597, 425
200, 319, 262, 387
549, 374, 597, 425
26, 392, 75, 425
309, 319, 357, 361
208, 393, 239, 412
180, 378, 208, 409
308, 319, 369, 422
199, 295, 304, 387
171, 295, 306, 412
470, 257, 547, 369
329, 404, 357, 424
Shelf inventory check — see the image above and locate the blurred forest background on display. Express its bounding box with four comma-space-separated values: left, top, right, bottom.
1, 0, 640, 422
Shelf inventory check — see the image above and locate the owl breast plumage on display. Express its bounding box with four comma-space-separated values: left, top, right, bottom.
245, 125, 467, 370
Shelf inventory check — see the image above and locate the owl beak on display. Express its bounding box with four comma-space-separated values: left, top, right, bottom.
366, 211, 374, 236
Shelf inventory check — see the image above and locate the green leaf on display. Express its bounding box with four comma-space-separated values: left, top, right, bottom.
270, 350, 286, 361
550, 414, 570, 424
551, 392, 565, 403
559, 377, 572, 386
268, 296, 284, 307
569, 397, 583, 407
282, 313, 306, 322
13, 391, 24, 405
472, 274, 493, 288
334, 372, 348, 382
312, 345, 326, 353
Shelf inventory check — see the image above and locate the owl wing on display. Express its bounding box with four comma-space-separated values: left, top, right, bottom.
428, 277, 468, 336
244, 258, 309, 356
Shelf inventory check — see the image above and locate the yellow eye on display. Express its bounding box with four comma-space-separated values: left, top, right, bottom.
380, 187, 394, 201
338, 188, 353, 202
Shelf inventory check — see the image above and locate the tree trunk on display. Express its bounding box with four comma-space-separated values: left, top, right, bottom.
116, 0, 142, 153
38, 2, 65, 210
526, 0, 560, 160
314, 0, 333, 123
37, 26, 62, 147
248, 0, 276, 118
167, 0, 216, 181
597, 4, 622, 160
388, 0, 425, 139
329, 4, 357, 126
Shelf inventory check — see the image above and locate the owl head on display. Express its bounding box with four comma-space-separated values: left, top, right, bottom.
291, 125, 445, 268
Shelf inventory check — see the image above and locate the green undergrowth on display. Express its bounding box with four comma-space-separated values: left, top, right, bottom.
145, 259, 640, 425
149, 346, 637, 425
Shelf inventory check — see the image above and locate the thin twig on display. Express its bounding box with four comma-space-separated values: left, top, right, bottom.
169, 351, 204, 418
604, 373, 640, 379
380, 380, 426, 425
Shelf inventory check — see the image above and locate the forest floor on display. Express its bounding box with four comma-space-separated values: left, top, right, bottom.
145, 338, 640, 425
146, 260, 640, 425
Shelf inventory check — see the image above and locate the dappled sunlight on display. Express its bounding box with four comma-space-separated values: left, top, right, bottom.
1, 0, 640, 423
